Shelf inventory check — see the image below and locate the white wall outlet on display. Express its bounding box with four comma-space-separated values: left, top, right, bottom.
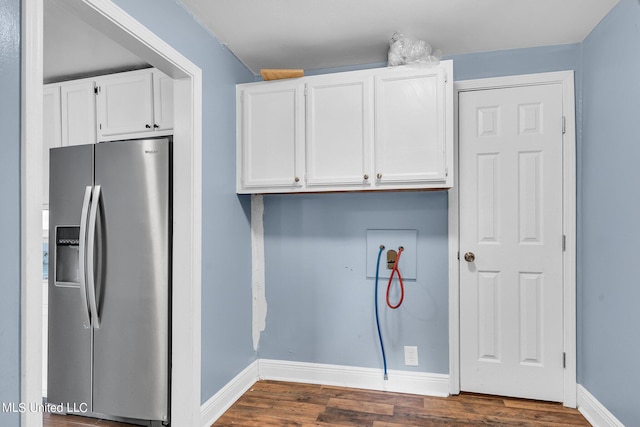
404, 345, 419, 366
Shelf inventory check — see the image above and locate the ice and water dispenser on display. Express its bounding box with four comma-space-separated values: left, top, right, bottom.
55, 226, 80, 286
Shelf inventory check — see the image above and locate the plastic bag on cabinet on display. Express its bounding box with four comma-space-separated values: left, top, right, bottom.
388, 32, 442, 67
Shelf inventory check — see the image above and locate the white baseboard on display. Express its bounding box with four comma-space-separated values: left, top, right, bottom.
200, 360, 259, 427
258, 359, 450, 397
577, 384, 624, 427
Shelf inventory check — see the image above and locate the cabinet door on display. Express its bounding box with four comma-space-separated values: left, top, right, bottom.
374, 67, 447, 184
306, 75, 373, 187
43, 85, 62, 206
238, 81, 304, 192
96, 71, 154, 139
152, 70, 173, 131
61, 81, 97, 146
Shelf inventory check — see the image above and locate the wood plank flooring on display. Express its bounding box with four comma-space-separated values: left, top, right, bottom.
42, 380, 591, 426
213, 380, 591, 426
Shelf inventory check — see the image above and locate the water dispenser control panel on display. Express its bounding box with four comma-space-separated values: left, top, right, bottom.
55, 226, 80, 287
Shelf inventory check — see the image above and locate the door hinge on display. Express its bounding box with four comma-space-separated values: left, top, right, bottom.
563, 352, 566, 368
562, 116, 566, 134
562, 235, 566, 251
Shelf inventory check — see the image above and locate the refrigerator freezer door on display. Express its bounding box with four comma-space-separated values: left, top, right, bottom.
92, 138, 171, 422
48, 144, 94, 408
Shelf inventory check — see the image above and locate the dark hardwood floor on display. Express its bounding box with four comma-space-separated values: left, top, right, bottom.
213, 380, 591, 426
43, 380, 591, 426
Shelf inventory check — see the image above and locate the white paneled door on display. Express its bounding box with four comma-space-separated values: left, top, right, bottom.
459, 83, 564, 401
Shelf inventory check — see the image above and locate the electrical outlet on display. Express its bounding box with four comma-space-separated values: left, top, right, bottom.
404, 346, 419, 366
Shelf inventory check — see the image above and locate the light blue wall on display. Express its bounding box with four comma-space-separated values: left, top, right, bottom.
0, 0, 21, 425
580, 0, 640, 424
261, 192, 450, 373
113, 0, 256, 403
448, 44, 582, 81
260, 45, 581, 376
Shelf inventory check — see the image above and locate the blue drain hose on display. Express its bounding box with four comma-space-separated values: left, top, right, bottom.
374, 245, 388, 380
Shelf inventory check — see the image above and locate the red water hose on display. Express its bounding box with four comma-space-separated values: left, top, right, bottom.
386, 246, 404, 309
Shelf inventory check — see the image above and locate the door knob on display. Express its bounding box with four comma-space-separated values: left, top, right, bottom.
464, 252, 475, 262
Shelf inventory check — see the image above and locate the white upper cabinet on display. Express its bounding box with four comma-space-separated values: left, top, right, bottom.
95, 68, 173, 141
236, 61, 453, 194
374, 66, 449, 186
96, 70, 154, 139
61, 80, 97, 146
305, 74, 373, 188
237, 79, 305, 191
43, 85, 62, 206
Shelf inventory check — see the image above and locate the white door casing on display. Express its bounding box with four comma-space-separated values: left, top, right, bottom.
43, 85, 62, 207
459, 83, 564, 401
449, 72, 576, 407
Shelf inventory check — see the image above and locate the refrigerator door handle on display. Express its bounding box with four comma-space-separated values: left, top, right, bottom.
87, 185, 102, 329
78, 186, 93, 329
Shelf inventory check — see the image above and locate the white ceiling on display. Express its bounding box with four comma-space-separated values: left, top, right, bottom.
44, 0, 620, 82
44, 0, 149, 83
180, 0, 620, 74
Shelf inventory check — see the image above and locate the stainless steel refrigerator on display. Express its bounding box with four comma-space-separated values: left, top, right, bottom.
48, 137, 171, 426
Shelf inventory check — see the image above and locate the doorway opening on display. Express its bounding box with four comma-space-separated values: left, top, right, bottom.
22, 1, 203, 425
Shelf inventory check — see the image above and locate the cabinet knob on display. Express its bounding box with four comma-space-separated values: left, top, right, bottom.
145, 124, 151, 129
377, 173, 382, 179
153, 124, 159, 129
294, 177, 300, 183
363, 174, 369, 180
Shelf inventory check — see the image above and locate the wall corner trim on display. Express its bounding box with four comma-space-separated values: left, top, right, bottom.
577, 384, 625, 427
200, 360, 259, 427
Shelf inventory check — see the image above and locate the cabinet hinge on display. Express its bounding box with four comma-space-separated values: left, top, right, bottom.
562, 235, 566, 251
562, 116, 566, 134
563, 352, 566, 368
94, 86, 99, 95
304, 85, 308, 97
457, 251, 460, 260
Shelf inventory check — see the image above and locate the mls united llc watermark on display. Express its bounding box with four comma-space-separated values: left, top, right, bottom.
2, 401, 88, 414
